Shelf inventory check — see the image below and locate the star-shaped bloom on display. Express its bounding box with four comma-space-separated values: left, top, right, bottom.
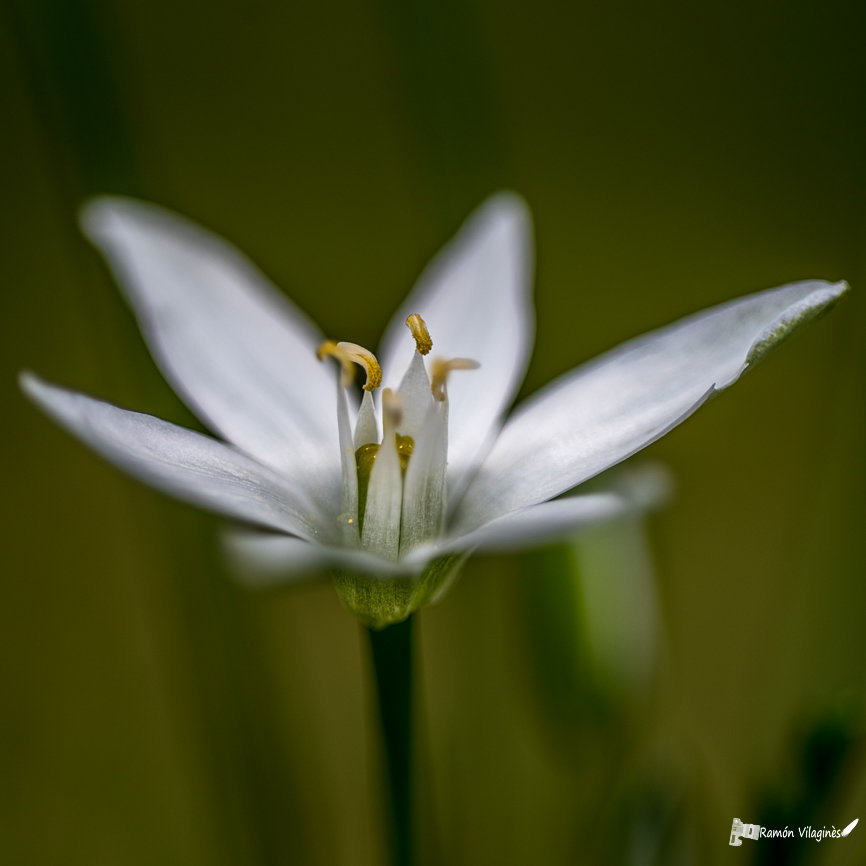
21, 195, 847, 626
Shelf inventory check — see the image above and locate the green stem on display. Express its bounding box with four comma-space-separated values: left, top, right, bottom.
366, 616, 414, 866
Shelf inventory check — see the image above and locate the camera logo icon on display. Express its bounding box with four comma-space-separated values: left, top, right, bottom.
730, 818, 762, 846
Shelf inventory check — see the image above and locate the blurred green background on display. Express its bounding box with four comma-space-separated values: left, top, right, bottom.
2, 0, 865, 863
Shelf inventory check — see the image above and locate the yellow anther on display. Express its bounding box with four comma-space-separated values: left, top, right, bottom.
316, 339, 340, 362
406, 314, 433, 355
316, 340, 382, 391
430, 357, 480, 401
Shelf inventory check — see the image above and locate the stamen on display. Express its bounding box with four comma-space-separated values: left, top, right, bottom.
381, 389, 415, 470
381, 388, 403, 428
354, 398, 415, 533
354, 442, 379, 533
316, 340, 383, 390
430, 357, 480, 401
406, 314, 433, 355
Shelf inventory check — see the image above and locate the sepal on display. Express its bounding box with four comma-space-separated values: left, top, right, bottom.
331, 553, 468, 628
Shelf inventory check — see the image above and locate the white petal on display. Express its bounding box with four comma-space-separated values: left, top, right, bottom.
336, 380, 360, 545
412, 492, 638, 559
21, 373, 329, 541
225, 531, 333, 583
80, 197, 340, 493
456, 280, 848, 530
378, 193, 534, 491
225, 529, 417, 580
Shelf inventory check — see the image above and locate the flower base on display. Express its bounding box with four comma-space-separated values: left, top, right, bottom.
332, 553, 468, 629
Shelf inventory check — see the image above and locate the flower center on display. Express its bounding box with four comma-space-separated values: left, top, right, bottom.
316, 314, 478, 559
354, 389, 415, 533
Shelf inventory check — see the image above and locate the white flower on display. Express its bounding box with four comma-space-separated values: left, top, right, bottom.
21, 194, 847, 626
